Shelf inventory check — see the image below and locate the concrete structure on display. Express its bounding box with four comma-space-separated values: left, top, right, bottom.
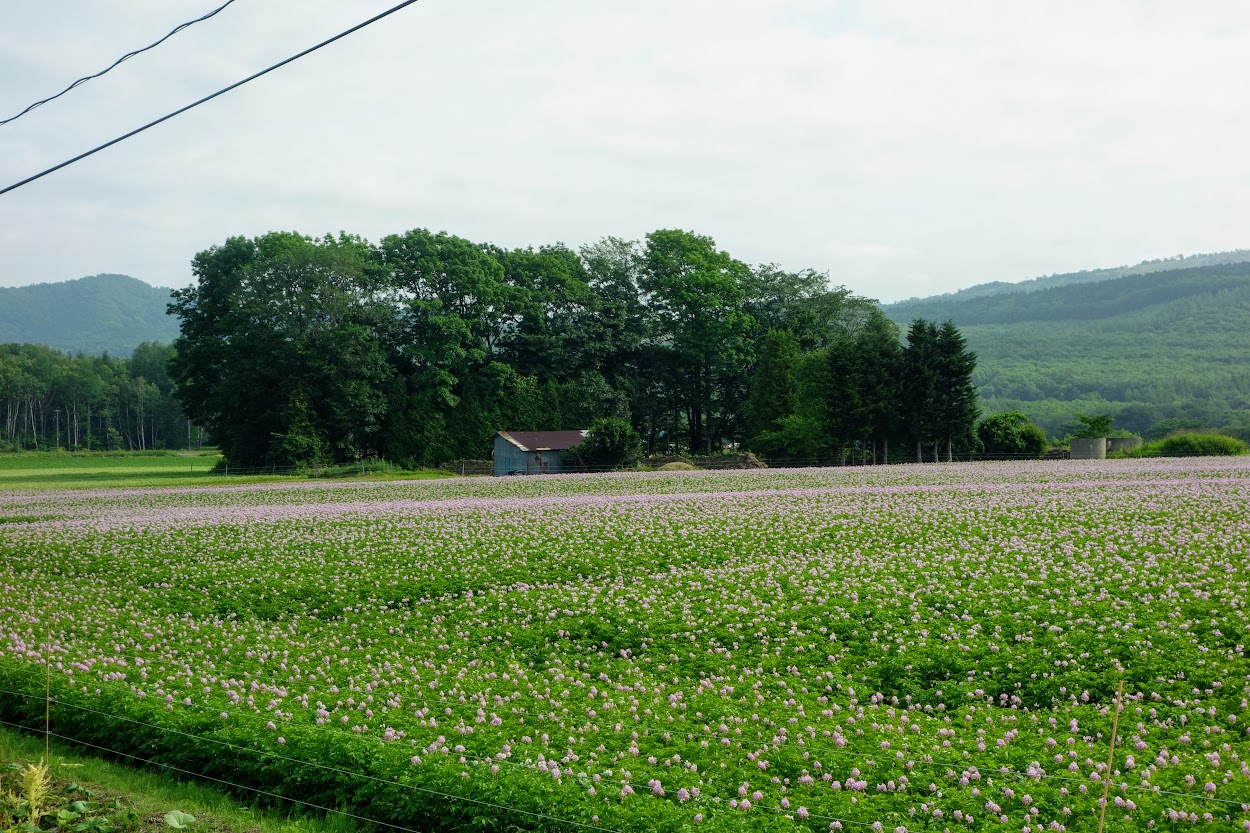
1107, 437, 1143, 454
493, 430, 588, 476
1070, 437, 1108, 460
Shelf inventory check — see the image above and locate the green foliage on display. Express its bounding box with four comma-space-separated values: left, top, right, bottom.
156, 225, 977, 469
268, 399, 332, 469
744, 330, 800, 444
749, 414, 825, 462
896, 319, 978, 461
0, 342, 193, 452
563, 417, 641, 470
1122, 431, 1249, 457
5, 465, 1250, 829
162, 810, 196, 829
1066, 411, 1115, 438
1144, 417, 1208, 442
169, 233, 391, 468
641, 229, 754, 453
977, 410, 1047, 458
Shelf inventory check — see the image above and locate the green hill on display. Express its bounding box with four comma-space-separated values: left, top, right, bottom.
889, 249, 1250, 309
883, 261, 1250, 438
0, 274, 178, 355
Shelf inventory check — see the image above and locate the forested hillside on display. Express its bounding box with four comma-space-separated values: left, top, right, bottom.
888, 249, 1250, 309
884, 262, 1250, 437
0, 274, 179, 354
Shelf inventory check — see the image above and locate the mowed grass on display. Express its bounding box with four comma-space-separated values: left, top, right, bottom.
0, 452, 454, 490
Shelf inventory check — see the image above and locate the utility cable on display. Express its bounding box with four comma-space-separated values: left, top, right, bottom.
0, 0, 422, 198
0, 0, 240, 127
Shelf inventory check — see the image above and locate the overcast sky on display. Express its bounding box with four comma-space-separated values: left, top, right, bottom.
1, 1, 1248, 302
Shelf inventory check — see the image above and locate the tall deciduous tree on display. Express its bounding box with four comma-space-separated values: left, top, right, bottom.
641, 229, 754, 453
169, 232, 390, 468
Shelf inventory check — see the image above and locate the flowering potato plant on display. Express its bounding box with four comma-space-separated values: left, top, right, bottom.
2, 459, 1250, 832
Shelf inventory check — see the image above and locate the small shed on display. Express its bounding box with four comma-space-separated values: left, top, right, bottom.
493, 430, 588, 477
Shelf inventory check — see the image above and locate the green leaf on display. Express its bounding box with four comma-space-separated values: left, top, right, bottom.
75, 818, 115, 833
163, 810, 196, 829
68, 801, 95, 813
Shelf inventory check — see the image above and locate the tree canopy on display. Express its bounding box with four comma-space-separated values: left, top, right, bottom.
165, 227, 981, 468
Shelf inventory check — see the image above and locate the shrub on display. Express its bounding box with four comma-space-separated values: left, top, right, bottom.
977, 411, 1048, 459
562, 417, 642, 471
1122, 431, 1249, 458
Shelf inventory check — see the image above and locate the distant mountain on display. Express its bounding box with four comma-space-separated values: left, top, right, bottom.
882, 261, 1250, 438
887, 249, 1250, 312
0, 274, 178, 355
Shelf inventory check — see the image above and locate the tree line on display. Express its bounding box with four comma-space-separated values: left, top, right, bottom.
164, 228, 979, 468
0, 342, 196, 452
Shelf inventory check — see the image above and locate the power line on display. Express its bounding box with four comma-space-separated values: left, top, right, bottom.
0, 0, 240, 128
0, 0, 422, 198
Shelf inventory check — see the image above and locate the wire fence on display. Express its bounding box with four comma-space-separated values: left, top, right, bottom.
0, 685, 875, 831
2, 672, 1247, 833
0, 717, 429, 833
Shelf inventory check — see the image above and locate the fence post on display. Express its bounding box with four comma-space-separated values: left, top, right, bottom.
1097, 680, 1125, 833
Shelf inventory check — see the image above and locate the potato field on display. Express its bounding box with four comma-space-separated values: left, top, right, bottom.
2, 459, 1249, 832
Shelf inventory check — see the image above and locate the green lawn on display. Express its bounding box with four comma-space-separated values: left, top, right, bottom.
0, 452, 454, 490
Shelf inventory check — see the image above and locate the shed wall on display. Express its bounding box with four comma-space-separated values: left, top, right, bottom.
493, 435, 527, 476
492, 436, 566, 475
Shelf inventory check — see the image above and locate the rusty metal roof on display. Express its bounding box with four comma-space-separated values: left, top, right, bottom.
497, 430, 588, 452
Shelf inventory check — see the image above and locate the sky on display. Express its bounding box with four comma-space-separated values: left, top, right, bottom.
1, 1, 1248, 303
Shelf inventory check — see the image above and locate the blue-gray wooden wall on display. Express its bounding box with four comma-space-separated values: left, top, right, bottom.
492, 436, 565, 476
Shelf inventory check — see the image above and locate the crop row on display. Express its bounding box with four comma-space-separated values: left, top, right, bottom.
3, 460, 1250, 831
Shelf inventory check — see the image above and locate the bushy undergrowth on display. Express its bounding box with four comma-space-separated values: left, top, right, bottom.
1119, 431, 1249, 457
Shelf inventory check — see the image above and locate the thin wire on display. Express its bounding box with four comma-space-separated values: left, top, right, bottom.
0, 0, 422, 198
5, 684, 1249, 814
2, 689, 628, 833
0, 0, 240, 127
0, 717, 425, 833
1, 689, 888, 832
